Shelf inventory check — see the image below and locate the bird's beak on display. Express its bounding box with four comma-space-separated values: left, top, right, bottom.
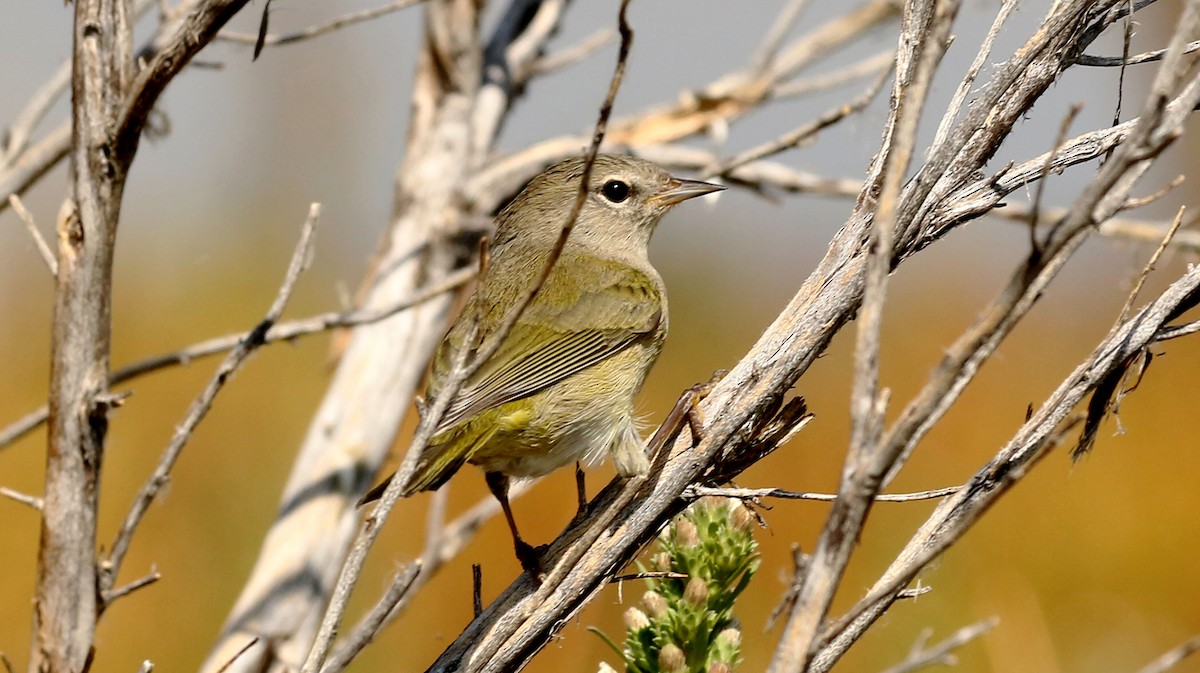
652, 177, 726, 206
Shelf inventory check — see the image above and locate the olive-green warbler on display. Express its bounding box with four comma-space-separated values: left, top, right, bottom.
361, 154, 723, 572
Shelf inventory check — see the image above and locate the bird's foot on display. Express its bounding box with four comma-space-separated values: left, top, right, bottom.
515, 539, 548, 580
684, 369, 725, 446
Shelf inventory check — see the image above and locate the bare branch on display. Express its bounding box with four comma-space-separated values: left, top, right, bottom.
929, 0, 1017, 151
115, 0, 254, 165
33, 0, 135, 665
750, 0, 813, 73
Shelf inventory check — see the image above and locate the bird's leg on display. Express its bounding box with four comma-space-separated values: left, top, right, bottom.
570, 462, 590, 526
484, 471, 543, 576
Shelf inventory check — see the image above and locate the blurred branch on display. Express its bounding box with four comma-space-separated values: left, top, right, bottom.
1135, 635, 1200, 673
529, 28, 613, 76
877, 619, 998, 673
0, 486, 43, 511
993, 207, 1200, 253
6, 194, 57, 275
0, 60, 69, 167
218, 0, 427, 51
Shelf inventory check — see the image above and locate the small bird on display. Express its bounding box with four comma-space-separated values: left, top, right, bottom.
360, 154, 723, 573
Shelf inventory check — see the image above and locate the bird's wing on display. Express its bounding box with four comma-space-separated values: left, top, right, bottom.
430, 257, 663, 434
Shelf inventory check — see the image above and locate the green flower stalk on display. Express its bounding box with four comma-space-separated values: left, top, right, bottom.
596, 498, 760, 673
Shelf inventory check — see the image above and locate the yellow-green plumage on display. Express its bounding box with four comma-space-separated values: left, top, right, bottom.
360, 155, 722, 565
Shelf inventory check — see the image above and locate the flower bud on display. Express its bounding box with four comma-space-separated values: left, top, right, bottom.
623, 607, 650, 631
658, 644, 686, 672
642, 590, 668, 618
683, 577, 709, 606
709, 662, 732, 673
716, 627, 741, 648
653, 552, 672, 572
729, 502, 755, 532
675, 519, 698, 547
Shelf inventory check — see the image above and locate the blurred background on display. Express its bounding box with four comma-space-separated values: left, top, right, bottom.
2, 1, 1199, 671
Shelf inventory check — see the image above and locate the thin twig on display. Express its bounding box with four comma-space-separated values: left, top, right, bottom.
684, 485, 961, 503
0, 486, 43, 510
321, 487, 522, 671
6, 195, 56, 275
1028, 106, 1082, 249
1119, 206, 1187, 323
219, 0, 427, 50
1154, 320, 1200, 341
214, 638, 261, 673
101, 204, 321, 604
703, 67, 892, 180
610, 571, 687, 583
530, 28, 613, 76
101, 567, 161, 604
473, 564, 484, 618
1077, 39, 1200, 66
751, 0, 813, 73
772, 50, 895, 99
317, 562, 422, 673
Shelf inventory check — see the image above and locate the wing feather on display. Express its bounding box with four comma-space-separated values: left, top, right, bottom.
431, 256, 663, 434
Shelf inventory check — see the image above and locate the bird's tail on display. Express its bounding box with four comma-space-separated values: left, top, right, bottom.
357, 423, 497, 506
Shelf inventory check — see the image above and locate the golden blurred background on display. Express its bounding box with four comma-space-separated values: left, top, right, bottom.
3, 1, 1199, 672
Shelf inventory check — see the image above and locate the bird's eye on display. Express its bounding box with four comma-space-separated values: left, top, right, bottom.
601, 180, 631, 203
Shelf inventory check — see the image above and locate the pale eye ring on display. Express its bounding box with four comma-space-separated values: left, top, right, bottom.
602, 180, 631, 203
